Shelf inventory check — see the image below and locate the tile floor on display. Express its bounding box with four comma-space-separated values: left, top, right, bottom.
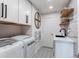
32, 47, 53, 58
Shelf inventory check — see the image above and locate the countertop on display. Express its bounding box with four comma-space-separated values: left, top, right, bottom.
54, 36, 76, 43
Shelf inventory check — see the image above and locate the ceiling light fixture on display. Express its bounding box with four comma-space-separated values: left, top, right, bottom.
48, 0, 52, 2
49, 6, 53, 9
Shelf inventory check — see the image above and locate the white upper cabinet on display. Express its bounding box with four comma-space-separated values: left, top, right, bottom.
19, 0, 27, 24
19, 0, 32, 25
3, 0, 19, 23
0, 0, 4, 20
0, 0, 32, 25
26, 1, 32, 25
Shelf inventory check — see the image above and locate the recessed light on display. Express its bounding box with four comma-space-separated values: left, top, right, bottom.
49, 6, 53, 9
48, 0, 52, 2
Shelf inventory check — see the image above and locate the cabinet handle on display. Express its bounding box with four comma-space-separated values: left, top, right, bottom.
22, 46, 24, 48
26, 15, 28, 23
5, 5, 7, 18
1, 3, 4, 17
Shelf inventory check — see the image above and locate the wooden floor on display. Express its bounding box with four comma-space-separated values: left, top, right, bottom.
32, 47, 53, 58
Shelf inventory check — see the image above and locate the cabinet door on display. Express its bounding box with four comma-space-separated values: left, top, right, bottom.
4, 0, 18, 23
26, 1, 32, 25
19, 0, 32, 25
19, 0, 27, 24
0, 0, 4, 19
55, 41, 74, 58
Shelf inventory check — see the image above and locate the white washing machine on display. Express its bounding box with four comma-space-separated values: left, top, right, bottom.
23, 37, 36, 58
0, 38, 24, 58
11, 35, 36, 58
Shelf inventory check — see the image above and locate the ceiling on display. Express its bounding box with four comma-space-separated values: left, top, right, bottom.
29, 0, 71, 14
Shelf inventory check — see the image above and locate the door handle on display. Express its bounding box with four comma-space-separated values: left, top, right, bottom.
1, 3, 4, 17
5, 5, 7, 18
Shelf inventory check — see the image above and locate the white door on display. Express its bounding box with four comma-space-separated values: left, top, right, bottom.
41, 14, 60, 48
19, 0, 31, 24
41, 19, 54, 48
3, 0, 18, 23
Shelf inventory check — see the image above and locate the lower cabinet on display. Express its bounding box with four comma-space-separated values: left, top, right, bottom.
54, 37, 74, 58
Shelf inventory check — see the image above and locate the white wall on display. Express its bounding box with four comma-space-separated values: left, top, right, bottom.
41, 13, 61, 47
31, 6, 42, 52
68, 0, 77, 38
31, 6, 39, 37
68, 0, 78, 54
77, 0, 79, 54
